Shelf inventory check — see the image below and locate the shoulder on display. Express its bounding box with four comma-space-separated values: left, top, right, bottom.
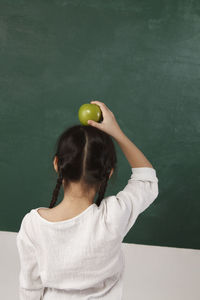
18, 208, 38, 234
18, 212, 31, 232
17, 209, 42, 243
21, 211, 32, 225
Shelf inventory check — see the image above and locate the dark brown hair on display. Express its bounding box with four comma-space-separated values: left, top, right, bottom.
49, 124, 117, 208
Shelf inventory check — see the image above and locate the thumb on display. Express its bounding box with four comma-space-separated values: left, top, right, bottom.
87, 120, 99, 128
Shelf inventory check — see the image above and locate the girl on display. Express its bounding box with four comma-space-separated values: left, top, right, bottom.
16, 100, 159, 300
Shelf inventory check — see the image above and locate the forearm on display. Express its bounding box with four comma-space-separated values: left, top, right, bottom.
113, 130, 153, 169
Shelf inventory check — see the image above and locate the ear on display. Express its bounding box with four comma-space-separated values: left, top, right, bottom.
53, 156, 58, 173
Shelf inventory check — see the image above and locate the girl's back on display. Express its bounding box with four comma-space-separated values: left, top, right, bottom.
17, 167, 158, 300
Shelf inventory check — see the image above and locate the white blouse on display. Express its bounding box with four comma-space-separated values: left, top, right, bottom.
16, 167, 159, 300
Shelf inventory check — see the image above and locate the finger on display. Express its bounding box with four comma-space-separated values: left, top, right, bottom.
91, 100, 106, 108
90, 100, 107, 114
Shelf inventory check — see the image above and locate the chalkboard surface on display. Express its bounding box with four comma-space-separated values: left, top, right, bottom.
0, 0, 199, 250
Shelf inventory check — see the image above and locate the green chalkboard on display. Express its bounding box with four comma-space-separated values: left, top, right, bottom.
0, 0, 199, 250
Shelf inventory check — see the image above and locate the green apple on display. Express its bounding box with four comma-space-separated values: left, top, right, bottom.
78, 103, 102, 126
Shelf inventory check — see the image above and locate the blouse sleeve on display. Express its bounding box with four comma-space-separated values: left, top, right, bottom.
102, 167, 159, 239
16, 213, 44, 300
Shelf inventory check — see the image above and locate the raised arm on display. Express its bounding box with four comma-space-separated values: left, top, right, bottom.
88, 100, 158, 238
88, 100, 154, 169
113, 129, 153, 168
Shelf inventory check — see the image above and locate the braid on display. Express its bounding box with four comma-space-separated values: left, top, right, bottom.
49, 170, 63, 208
96, 172, 110, 207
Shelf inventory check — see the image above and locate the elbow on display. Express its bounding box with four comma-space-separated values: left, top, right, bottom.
153, 183, 159, 199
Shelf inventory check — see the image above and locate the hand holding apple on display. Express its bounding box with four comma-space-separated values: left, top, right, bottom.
84, 100, 123, 139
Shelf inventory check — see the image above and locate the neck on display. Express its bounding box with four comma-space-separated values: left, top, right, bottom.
58, 181, 96, 208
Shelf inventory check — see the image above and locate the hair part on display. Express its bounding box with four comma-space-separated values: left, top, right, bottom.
49, 124, 117, 208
